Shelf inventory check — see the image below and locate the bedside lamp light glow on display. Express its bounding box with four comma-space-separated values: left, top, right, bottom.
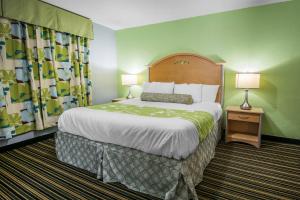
122, 74, 137, 99
236, 73, 260, 110
122, 74, 137, 86
236, 73, 260, 89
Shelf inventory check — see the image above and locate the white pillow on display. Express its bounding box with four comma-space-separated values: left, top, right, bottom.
142, 82, 174, 94
202, 84, 219, 102
174, 84, 202, 103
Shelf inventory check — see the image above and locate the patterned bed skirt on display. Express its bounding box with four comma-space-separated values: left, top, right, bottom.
55, 123, 221, 200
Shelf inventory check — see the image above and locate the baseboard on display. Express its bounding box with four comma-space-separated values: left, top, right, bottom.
0, 127, 57, 152
262, 135, 300, 145
1, 128, 298, 152
219, 129, 298, 145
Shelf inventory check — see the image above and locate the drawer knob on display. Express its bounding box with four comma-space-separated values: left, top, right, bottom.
238, 116, 249, 119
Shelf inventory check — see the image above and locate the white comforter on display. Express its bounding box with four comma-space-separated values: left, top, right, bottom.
58, 99, 222, 159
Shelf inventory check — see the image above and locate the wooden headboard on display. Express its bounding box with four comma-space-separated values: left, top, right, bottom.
149, 53, 224, 104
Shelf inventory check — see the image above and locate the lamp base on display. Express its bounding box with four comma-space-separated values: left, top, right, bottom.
126, 93, 133, 99
126, 86, 133, 99
240, 89, 252, 110
240, 101, 252, 110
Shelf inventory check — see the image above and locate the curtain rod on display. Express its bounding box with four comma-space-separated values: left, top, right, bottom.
40, 0, 90, 20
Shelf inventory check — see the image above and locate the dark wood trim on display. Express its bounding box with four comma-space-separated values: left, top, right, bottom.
221, 129, 298, 145
1, 130, 298, 153
262, 135, 300, 145
0, 132, 54, 152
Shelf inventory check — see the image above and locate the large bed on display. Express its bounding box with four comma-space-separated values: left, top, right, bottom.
55, 53, 224, 200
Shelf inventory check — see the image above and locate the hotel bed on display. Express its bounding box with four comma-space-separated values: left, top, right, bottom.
55, 53, 224, 200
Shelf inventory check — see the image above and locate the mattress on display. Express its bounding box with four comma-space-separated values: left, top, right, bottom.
58, 99, 222, 159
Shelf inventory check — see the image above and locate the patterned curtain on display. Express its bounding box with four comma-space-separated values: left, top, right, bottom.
0, 18, 92, 140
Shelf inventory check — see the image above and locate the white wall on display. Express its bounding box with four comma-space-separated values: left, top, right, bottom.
90, 23, 117, 104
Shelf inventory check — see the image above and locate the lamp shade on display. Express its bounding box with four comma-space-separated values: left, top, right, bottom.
121, 74, 137, 86
236, 73, 260, 89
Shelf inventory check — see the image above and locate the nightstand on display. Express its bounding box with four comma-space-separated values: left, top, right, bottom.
226, 106, 264, 148
112, 98, 126, 103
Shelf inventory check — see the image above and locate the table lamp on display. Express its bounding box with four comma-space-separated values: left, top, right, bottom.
236, 73, 260, 110
122, 74, 137, 99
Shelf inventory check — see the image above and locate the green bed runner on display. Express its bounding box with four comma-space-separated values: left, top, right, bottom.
89, 103, 214, 142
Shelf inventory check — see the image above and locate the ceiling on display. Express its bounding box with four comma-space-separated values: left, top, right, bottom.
44, 0, 287, 30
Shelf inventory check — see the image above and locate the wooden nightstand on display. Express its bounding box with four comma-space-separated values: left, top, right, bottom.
226, 106, 264, 148
112, 98, 126, 103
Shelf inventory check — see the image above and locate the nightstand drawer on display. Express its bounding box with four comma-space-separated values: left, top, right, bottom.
228, 112, 260, 123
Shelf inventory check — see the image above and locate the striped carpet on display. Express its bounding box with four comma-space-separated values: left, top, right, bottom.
0, 137, 299, 200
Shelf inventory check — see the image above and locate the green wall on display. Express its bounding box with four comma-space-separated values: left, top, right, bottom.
116, 1, 300, 140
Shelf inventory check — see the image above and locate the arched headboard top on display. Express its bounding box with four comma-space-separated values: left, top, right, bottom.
149, 53, 224, 104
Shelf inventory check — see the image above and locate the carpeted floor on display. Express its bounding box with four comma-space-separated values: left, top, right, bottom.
0, 137, 299, 200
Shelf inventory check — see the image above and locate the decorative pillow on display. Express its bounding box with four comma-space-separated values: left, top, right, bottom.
142, 82, 174, 94
174, 84, 202, 103
140, 92, 193, 105
202, 84, 219, 102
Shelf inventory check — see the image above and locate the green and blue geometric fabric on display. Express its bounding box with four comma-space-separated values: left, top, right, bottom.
0, 17, 92, 139
89, 103, 214, 142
